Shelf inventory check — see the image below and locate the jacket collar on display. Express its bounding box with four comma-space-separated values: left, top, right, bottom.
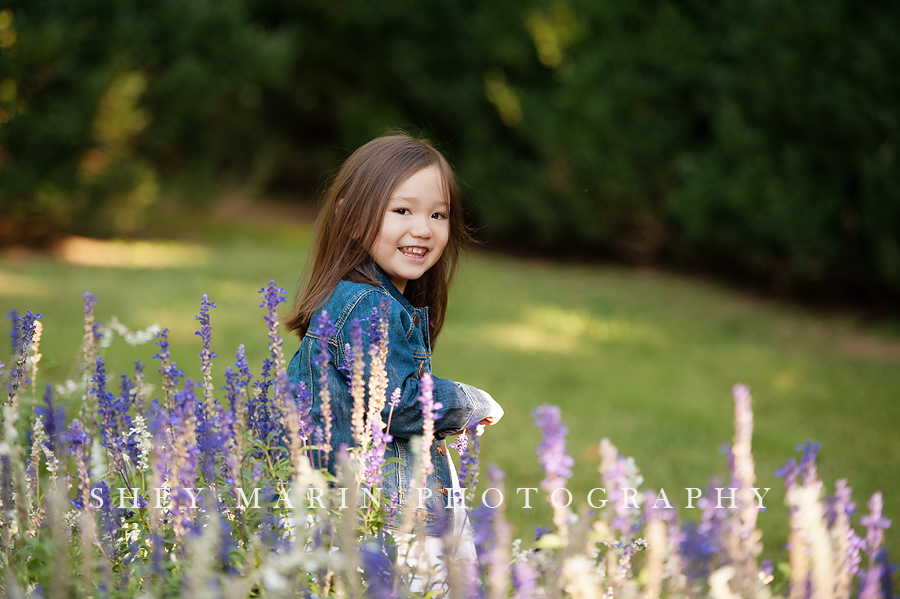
358, 261, 419, 315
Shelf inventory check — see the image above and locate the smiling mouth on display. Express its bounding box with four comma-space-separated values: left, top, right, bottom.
399, 246, 428, 258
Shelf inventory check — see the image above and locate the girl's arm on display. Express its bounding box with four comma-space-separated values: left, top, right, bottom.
337, 292, 492, 440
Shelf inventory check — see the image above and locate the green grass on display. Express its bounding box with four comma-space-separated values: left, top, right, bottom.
2, 218, 898, 566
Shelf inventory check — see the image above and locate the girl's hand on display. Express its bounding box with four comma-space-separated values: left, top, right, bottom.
478, 392, 504, 427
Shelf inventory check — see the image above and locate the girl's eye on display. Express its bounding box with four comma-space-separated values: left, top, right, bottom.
432, 212, 447, 220
393, 208, 410, 215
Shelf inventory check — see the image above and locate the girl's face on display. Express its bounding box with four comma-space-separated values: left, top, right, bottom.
368, 165, 450, 294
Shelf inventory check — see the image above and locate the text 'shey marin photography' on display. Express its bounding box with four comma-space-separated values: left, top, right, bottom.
88, 485, 772, 511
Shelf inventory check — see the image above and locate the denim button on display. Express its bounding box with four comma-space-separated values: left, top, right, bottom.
413, 313, 420, 327
439, 486, 451, 497
417, 361, 424, 379
438, 443, 447, 456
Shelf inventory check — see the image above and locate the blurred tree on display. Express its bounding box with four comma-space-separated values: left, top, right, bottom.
0, 0, 295, 242
1, 0, 898, 297
485, 0, 900, 296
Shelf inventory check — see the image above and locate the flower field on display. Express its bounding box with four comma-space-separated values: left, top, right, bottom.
0, 274, 895, 597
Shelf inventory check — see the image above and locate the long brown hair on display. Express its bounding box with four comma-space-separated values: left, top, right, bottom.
285, 133, 470, 346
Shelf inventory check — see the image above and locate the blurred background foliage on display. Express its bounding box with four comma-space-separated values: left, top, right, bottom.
1, 0, 899, 298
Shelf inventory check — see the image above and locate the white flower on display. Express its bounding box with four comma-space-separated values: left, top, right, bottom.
98, 317, 162, 348
128, 415, 153, 471
119, 522, 143, 546
55, 379, 84, 398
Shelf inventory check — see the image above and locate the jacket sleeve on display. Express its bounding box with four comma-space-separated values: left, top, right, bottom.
335, 291, 492, 441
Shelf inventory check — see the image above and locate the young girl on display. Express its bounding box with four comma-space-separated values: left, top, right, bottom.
285, 134, 503, 568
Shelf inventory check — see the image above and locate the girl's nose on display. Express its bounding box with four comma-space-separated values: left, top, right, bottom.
410, 216, 433, 238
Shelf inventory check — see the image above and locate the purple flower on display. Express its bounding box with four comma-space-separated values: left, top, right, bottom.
532, 405, 574, 492
115, 373, 139, 463
471, 502, 495, 558
7, 310, 41, 405
449, 429, 468, 453
6, 308, 20, 356
0, 464, 10, 534
775, 457, 798, 484
218, 413, 240, 487
608, 458, 635, 533
170, 381, 201, 541
483, 465, 508, 569
347, 318, 368, 448
686, 477, 730, 564
339, 342, 353, 375
861, 492, 892, 562
384, 387, 402, 438
259, 281, 287, 325
348, 318, 364, 392
389, 387, 401, 408
849, 533, 867, 578
198, 399, 228, 487
777, 442, 821, 529
313, 310, 335, 461
82, 291, 96, 318
36, 384, 66, 456
92, 357, 117, 449
260, 282, 294, 434
250, 357, 278, 444
67, 419, 91, 509
133, 359, 146, 408
360, 539, 399, 599
82, 292, 102, 347
384, 491, 402, 528
222, 345, 252, 415
148, 400, 172, 484
67, 418, 89, 446
194, 294, 218, 406
859, 549, 896, 599
218, 509, 239, 574
417, 372, 441, 476
292, 379, 313, 441
313, 311, 335, 366
153, 328, 184, 403
251, 462, 263, 484
458, 423, 481, 494
796, 440, 821, 485
95, 481, 126, 562
367, 299, 391, 349
89, 358, 136, 469
829, 479, 864, 579
512, 560, 539, 599
259, 280, 287, 364
312, 425, 324, 447
363, 424, 393, 489
679, 520, 718, 581
255, 484, 287, 550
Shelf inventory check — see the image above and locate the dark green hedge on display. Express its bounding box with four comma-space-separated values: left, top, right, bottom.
1, 0, 898, 295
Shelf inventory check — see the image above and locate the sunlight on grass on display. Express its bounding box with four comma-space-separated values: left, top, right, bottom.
480, 305, 666, 353
55, 235, 208, 268
0, 269, 50, 297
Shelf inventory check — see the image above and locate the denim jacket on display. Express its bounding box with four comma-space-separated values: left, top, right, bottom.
287, 263, 492, 536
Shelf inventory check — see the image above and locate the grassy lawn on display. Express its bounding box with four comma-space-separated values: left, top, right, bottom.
2, 216, 898, 566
